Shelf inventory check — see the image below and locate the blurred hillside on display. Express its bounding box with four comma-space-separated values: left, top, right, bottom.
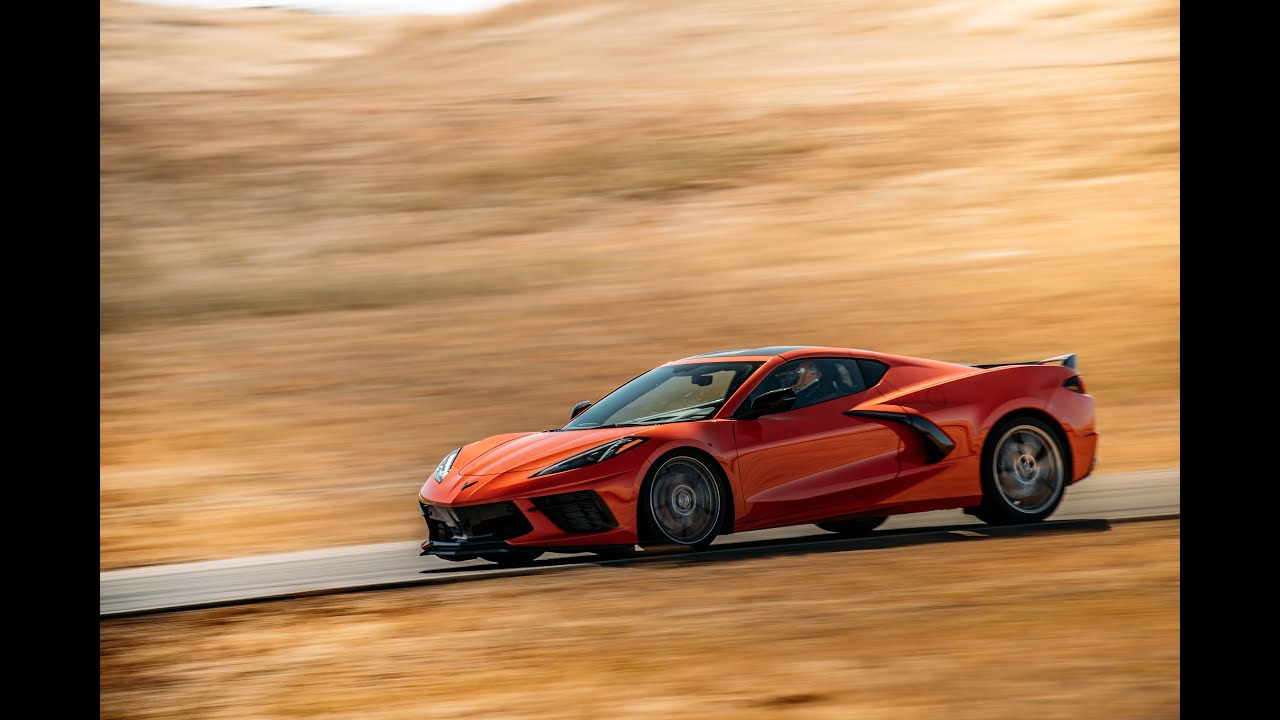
100, 0, 1179, 569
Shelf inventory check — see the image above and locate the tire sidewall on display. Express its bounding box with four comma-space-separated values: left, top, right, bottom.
979, 415, 1067, 524
639, 451, 726, 548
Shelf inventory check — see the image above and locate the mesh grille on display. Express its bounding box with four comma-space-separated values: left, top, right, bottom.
531, 491, 619, 533
421, 501, 533, 542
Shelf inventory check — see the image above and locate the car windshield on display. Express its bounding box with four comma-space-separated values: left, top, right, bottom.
564, 361, 764, 430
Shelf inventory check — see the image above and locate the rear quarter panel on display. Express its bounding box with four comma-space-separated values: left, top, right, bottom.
877, 364, 1081, 499
1047, 385, 1099, 483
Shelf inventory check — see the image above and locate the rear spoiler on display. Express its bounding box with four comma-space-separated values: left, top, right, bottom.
968, 353, 1077, 370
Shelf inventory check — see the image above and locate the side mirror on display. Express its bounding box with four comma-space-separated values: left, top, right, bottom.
736, 388, 796, 420
570, 400, 594, 420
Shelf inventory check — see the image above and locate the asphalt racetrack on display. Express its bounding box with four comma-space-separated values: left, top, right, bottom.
101, 468, 1178, 617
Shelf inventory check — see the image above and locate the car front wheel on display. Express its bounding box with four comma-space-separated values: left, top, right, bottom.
639, 453, 725, 550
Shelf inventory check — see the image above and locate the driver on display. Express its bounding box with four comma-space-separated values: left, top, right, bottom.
777, 359, 825, 405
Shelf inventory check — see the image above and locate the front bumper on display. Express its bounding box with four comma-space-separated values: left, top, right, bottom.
419, 489, 633, 558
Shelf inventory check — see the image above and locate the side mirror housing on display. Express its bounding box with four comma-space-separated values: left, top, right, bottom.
570, 400, 594, 420
735, 388, 796, 420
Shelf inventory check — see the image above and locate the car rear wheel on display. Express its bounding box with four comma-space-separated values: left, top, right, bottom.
816, 517, 887, 536
639, 453, 724, 550
972, 416, 1067, 525
479, 550, 544, 566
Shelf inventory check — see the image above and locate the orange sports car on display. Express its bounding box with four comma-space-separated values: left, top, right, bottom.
417, 345, 1098, 565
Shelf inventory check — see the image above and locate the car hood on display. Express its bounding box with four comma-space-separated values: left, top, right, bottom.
457, 426, 646, 477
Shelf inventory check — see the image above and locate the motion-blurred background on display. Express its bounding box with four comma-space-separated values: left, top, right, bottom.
100, 0, 1178, 571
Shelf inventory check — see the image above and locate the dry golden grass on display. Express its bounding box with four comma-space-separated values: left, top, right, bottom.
100, 0, 1178, 570
100, 519, 1180, 720
100, 4, 1179, 714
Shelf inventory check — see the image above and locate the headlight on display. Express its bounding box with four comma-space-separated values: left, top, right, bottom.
433, 447, 461, 483
531, 437, 648, 478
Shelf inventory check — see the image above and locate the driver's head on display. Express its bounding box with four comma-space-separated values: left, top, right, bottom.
779, 360, 821, 392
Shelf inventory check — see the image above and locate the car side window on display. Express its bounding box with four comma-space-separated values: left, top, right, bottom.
744, 358, 869, 412
856, 358, 888, 388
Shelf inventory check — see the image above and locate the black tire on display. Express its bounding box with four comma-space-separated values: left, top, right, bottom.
639, 453, 726, 550
972, 415, 1068, 525
816, 516, 887, 536
479, 550, 544, 566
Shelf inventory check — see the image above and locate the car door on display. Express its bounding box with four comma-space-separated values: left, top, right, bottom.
731, 356, 902, 530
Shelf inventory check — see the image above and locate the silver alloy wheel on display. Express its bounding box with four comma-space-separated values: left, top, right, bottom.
991, 423, 1064, 514
648, 456, 721, 544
